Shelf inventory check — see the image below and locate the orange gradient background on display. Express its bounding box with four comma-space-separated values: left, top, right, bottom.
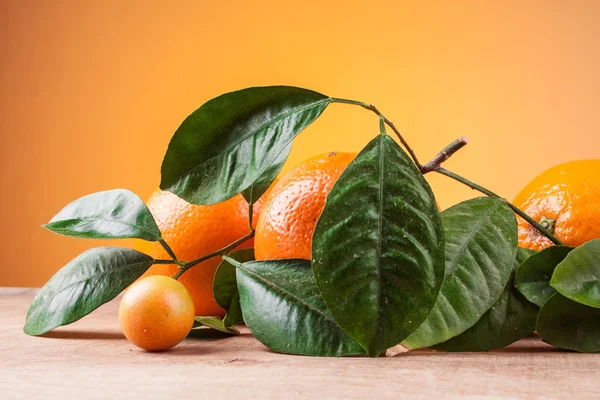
2, 1, 599, 287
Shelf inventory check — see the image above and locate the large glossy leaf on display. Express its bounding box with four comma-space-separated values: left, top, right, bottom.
44, 189, 161, 241
213, 249, 255, 327
241, 143, 291, 205
537, 293, 600, 353
514, 246, 573, 307
160, 86, 331, 205
432, 248, 538, 352
551, 239, 600, 308
236, 259, 364, 357
312, 134, 445, 357
24, 247, 154, 335
403, 197, 518, 350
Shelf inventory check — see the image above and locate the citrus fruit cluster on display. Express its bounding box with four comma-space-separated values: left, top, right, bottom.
25, 86, 600, 355
126, 157, 599, 351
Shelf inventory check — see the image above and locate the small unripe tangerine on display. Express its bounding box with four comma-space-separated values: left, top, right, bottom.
119, 275, 195, 351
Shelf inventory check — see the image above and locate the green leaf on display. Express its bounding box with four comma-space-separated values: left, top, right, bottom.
241, 143, 292, 205
431, 248, 538, 352
551, 239, 600, 308
403, 197, 518, 350
160, 86, 331, 205
187, 328, 235, 339
432, 289, 538, 352
193, 316, 240, 335
514, 246, 573, 307
513, 247, 539, 277
236, 259, 364, 357
536, 293, 600, 353
213, 249, 255, 327
312, 134, 445, 357
43, 189, 161, 241
515, 247, 539, 268
24, 247, 154, 335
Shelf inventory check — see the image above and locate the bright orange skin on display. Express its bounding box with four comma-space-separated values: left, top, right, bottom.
255, 152, 356, 261
119, 275, 195, 351
513, 160, 600, 250
135, 190, 264, 317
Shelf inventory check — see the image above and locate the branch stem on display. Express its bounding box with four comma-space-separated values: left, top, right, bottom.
332, 98, 422, 168
333, 96, 562, 246
173, 230, 255, 280
435, 167, 564, 245
421, 137, 469, 174
248, 202, 254, 233
159, 239, 182, 265
153, 259, 178, 265
168, 96, 563, 282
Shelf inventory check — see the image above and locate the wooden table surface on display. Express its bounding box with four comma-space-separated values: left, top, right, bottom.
2, 288, 599, 399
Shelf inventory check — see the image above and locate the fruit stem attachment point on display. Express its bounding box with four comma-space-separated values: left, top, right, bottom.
434, 167, 564, 246
540, 216, 556, 234
420, 137, 469, 174
172, 230, 255, 280
331, 98, 423, 169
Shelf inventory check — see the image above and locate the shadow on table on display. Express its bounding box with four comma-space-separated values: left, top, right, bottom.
396, 336, 562, 356
37, 326, 243, 343
160, 344, 221, 356
41, 329, 124, 340
187, 328, 238, 340
39, 329, 224, 356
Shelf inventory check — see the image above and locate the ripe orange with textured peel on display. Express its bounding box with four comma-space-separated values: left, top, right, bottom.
513, 159, 600, 250
119, 275, 195, 351
255, 152, 356, 260
135, 190, 265, 317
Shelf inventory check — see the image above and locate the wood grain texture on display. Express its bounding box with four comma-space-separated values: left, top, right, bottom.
1, 288, 599, 399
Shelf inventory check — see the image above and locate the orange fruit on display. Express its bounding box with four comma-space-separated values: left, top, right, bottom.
255, 151, 356, 260
119, 275, 195, 351
513, 160, 600, 250
135, 190, 265, 317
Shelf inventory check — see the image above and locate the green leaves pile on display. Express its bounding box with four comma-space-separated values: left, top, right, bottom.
26, 86, 600, 356
515, 240, 600, 352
